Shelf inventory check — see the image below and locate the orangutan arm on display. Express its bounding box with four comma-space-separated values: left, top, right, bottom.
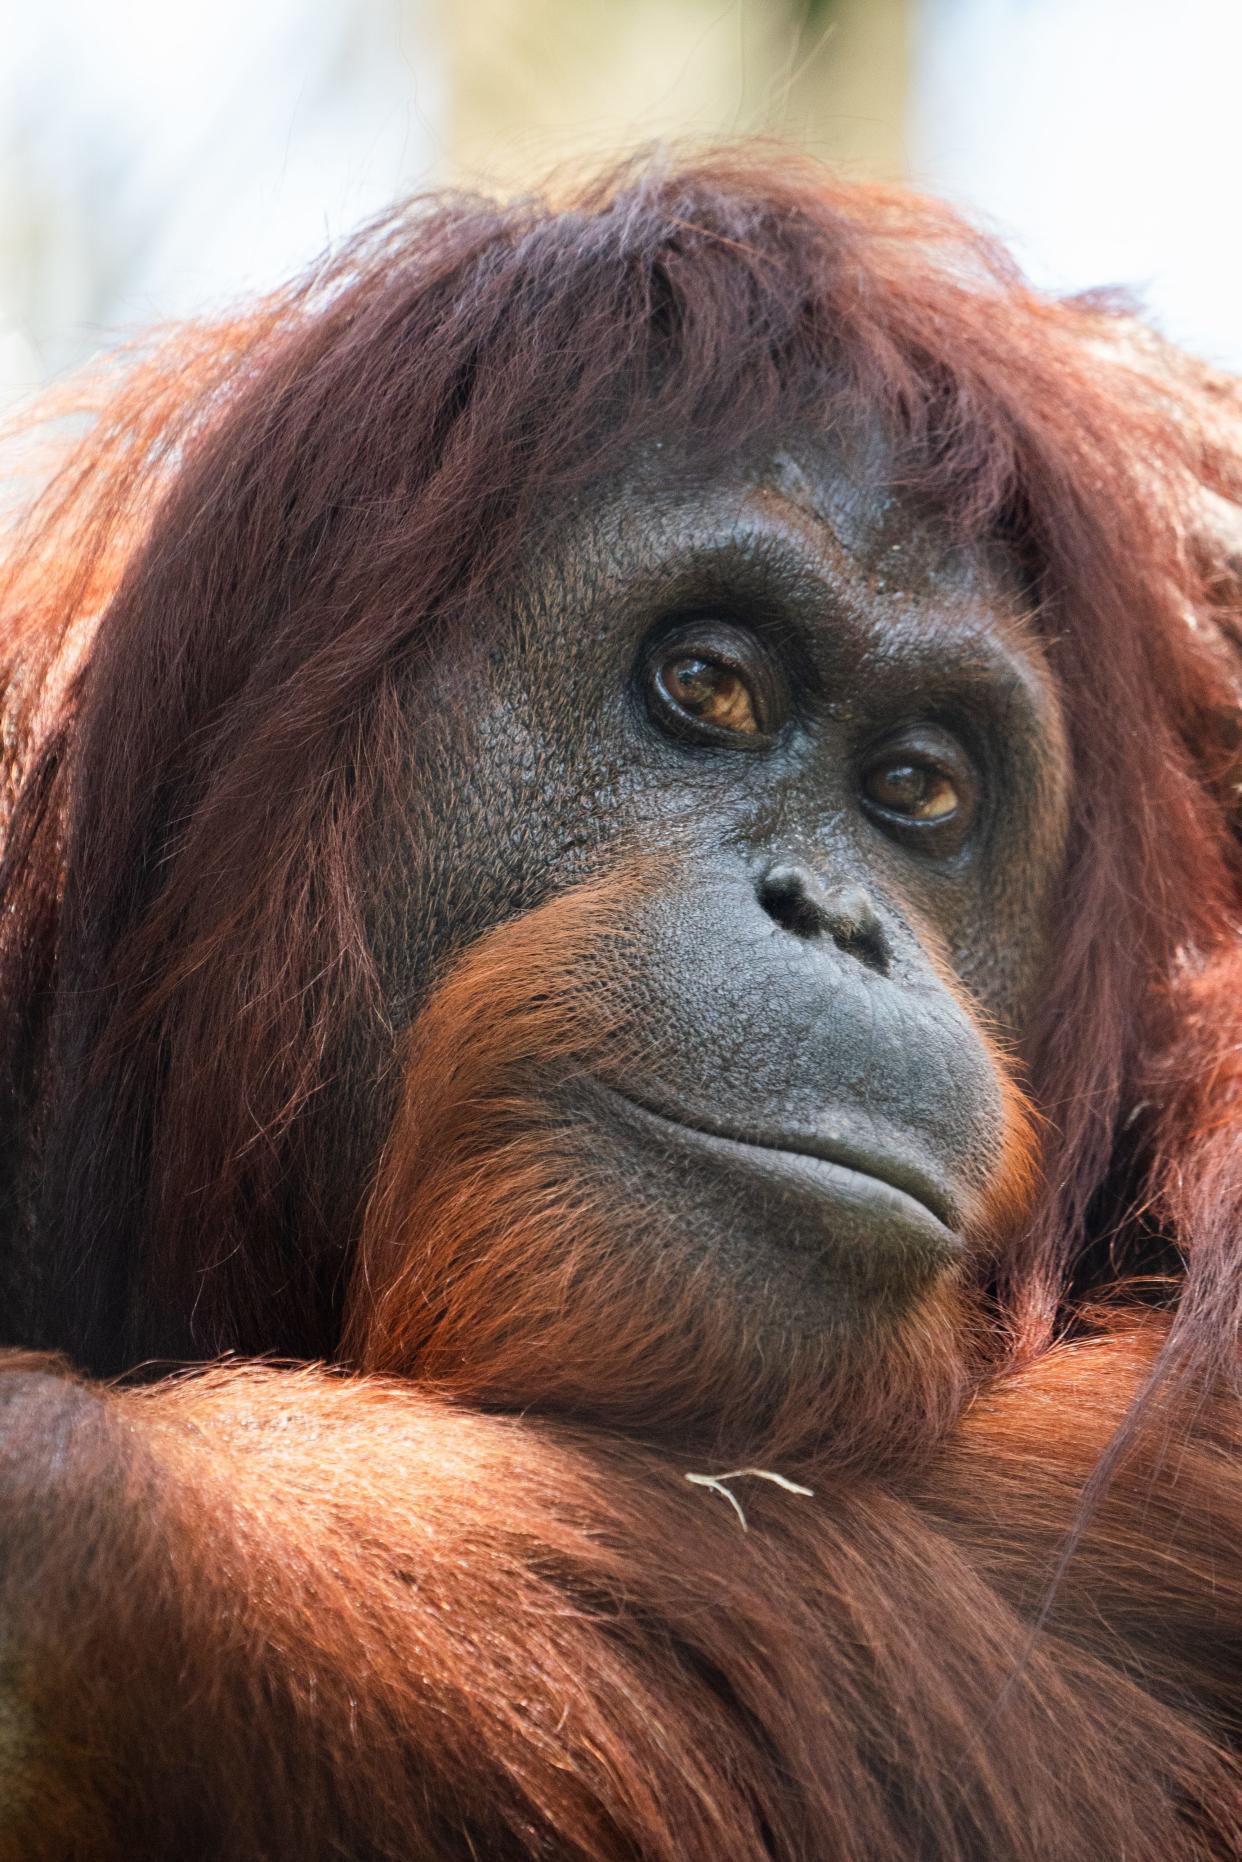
3, 1345, 1239, 1862
0, 1355, 808, 1862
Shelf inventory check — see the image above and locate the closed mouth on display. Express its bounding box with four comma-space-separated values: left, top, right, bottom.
600, 1084, 963, 1242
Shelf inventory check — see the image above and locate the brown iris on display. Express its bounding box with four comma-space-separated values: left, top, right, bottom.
864, 760, 959, 821
660, 655, 760, 734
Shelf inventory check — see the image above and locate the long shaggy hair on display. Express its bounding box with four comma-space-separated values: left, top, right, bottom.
3, 151, 1240, 1382
3, 150, 1242, 1859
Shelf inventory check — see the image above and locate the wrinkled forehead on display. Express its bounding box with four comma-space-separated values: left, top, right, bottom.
529, 426, 1048, 679
596, 413, 1009, 558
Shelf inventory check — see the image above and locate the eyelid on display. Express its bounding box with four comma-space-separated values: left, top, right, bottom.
857, 719, 978, 776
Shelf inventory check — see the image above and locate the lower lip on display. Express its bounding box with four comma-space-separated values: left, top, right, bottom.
599, 1088, 964, 1266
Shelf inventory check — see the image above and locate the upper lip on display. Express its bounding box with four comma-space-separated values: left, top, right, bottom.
601, 1085, 962, 1233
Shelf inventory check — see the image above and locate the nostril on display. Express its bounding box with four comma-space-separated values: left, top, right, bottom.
828, 888, 891, 976
757, 864, 827, 940
757, 865, 892, 975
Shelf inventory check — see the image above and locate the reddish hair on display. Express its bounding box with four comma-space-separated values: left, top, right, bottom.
3, 150, 1242, 1860
1, 149, 1240, 1415
6, 1326, 1242, 1857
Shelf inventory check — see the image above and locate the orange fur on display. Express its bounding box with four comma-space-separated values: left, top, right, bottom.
1, 153, 1242, 1857
347, 871, 1032, 1463
3, 1330, 1242, 1860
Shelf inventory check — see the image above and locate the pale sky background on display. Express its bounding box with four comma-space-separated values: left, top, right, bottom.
914, 0, 1242, 374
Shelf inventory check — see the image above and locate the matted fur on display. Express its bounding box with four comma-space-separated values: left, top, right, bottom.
1, 151, 1242, 1857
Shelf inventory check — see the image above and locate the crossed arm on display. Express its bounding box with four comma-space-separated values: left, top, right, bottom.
1, 1335, 1240, 1862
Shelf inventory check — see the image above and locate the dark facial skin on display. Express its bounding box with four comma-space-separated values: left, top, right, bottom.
390, 438, 1071, 1327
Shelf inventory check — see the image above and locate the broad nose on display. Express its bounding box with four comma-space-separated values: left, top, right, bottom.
756, 862, 891, 976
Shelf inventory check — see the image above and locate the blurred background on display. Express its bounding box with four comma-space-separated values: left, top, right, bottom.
1, 0, 1239, 403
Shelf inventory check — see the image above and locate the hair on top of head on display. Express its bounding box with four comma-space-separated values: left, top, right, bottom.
0, 146, 1241, 1408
